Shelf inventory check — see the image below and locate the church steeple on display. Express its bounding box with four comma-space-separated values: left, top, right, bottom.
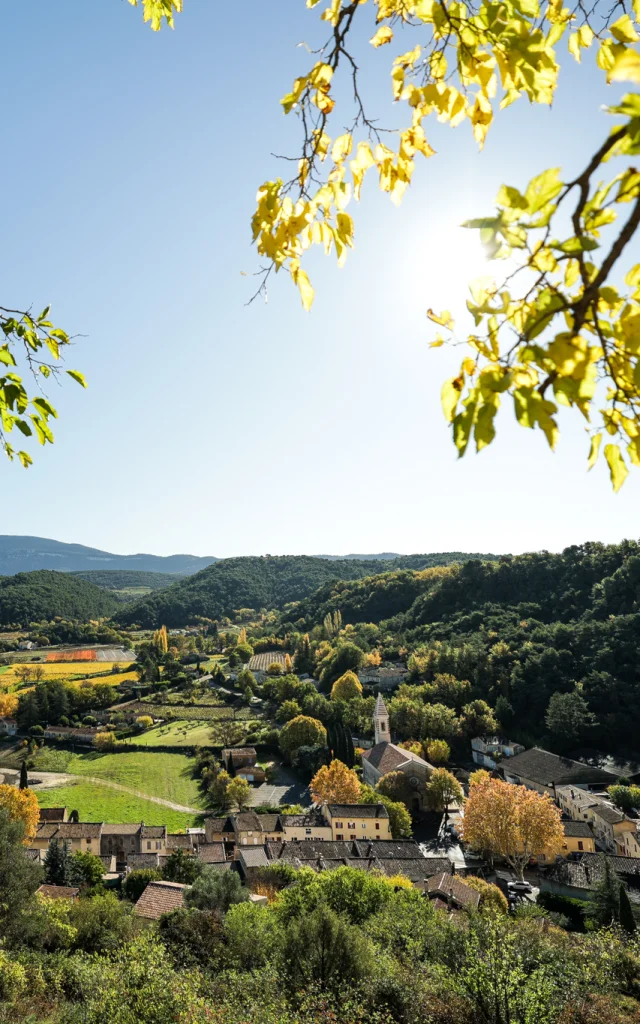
373, 693, 389, 745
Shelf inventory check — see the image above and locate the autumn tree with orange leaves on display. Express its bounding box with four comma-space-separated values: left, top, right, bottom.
0, 784, 39, 844
460, 773, 563, 880
0, 693, 18, 718
311, 758, 361, 805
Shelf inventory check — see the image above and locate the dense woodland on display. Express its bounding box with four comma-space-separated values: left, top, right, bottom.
0, 572, 119, 627
116, 553, 495, 629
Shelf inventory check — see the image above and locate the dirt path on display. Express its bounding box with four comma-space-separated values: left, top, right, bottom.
28, 771, 201, 815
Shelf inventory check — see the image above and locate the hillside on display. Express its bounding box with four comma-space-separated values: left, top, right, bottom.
116, 552, 497, 628
0, 536, 216, 575
0, 571, 120, 626
287, 541, 640, 754
71, 570, 180, 593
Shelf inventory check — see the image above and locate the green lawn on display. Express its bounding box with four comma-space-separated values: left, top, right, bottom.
128, 721, 217, 748
66, 750, 202, 808
36, 780, 196, 831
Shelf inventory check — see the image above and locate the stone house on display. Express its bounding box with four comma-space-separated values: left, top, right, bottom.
33, 822, 103, 857
222, 747, 257, 772
39, 807, 69, 824
0, 717, 17, 737
536, 821, 596, 864
43, 725, 100, 746
280, 809, 332, 841
361, 695, 434, 810
323, 804, 392, 841
590, 802, 638, 854
232, 811, 283, 847
471, 735, 525, 769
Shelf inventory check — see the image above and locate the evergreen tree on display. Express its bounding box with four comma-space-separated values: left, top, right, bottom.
19, 761, 28, 790
294, 634, 314, 676
619, 883, 636, 934
44, 839, 71, 887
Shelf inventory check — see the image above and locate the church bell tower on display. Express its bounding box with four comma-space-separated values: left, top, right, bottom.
373, 693, 390, 746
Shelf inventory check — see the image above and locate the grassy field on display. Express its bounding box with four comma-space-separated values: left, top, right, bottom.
129, 721, 218, 748
65, 750, 202, 808
36, 780, 196, 831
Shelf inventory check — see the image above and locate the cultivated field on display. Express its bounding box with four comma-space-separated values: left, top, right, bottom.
129, 721, 218, 748
36, 780, 196, 831
247, 651, 288, 672
0, 663, 137, 690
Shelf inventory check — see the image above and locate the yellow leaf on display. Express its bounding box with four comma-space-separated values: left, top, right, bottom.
370, 25, 393, 47
604, 442, 628, 491
331, 134, 353, 162
293, 267, 315, 311
427, 309, 454, 329
609, 48, 640, 82
441, 376, 463, 422
587, 432, 602, 469
568, 32, 581, 62
430, 335, 445, 347
610, 14, 639, 43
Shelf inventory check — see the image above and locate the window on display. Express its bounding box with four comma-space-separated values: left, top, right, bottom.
156, 841, 161, 850
362, 823, 366, 829
86, 838, 91, 845
375, 822, 380, 831
380, 721, 386, 732
335, 822, 343, 829
578, 841, 583, 851
348, 822, 356, 830
305, 828, 311, 835
242, 838, 247, 845
350, 834, 356, 840
147, 841, 151, 850
336, 834, 343, 841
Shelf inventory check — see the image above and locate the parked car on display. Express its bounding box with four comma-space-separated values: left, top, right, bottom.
508, 880, 532, 894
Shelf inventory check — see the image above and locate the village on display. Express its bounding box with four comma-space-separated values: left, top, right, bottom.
4, 680, 639, 925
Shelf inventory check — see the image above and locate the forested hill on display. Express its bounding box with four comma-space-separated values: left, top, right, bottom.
116, 552, 496, 628
0, 571, 119, 626
288, 542, 640, 631
284, 542, 640, 754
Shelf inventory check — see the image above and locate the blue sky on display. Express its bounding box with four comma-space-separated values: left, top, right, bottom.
2, 0, 639, 558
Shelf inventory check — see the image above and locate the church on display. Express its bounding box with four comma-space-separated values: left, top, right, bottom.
361, 694, 434, 811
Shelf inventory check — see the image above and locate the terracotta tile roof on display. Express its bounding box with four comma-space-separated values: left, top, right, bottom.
351, 839, 424, 859
280, 811, 328, 829
233, 812, 282, 833
38, 808, 68, 823
362, 742, 410, 773
196, 843, 226, 864
239, 847, 270, 869
37, 822, 103, 841
563, 821, 595, 838
167, 834, 194, 850
426, 873, 480, 910
266, 838, 424, 863
134, 881, 187, 920
37, 884, 80, 900
326, 803, 389, 819
102, 823, 142, 835
503, 747, 617, 788
141, 825, 167, 839
204, 817, 233, 842
592, 804, 626, 825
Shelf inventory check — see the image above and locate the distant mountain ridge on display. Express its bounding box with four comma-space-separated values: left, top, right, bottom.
0, 537, 217, 576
